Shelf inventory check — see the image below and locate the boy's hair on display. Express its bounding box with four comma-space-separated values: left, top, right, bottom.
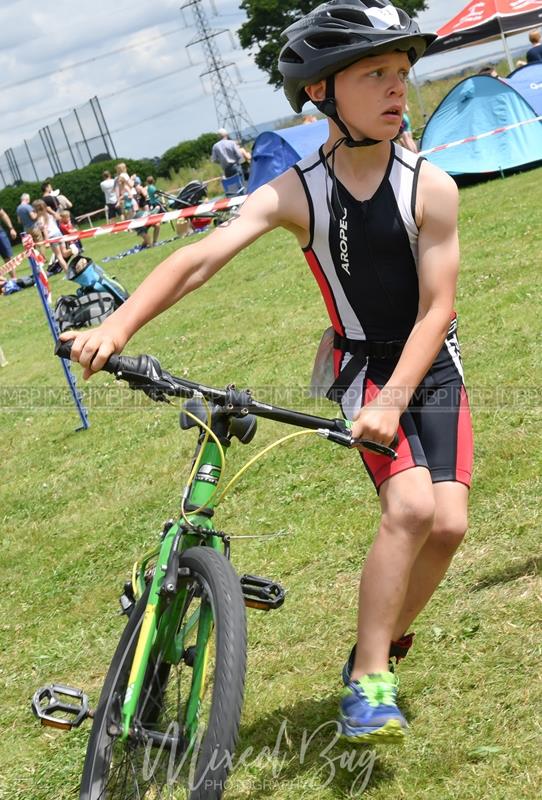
59, 210, 70, 219
146, 176, 155, 184
41, 181, 52, 193
529, 29, 541, 45
102, 170, 111, 179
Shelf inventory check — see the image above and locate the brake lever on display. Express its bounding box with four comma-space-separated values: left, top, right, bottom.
319, 425, 399, 459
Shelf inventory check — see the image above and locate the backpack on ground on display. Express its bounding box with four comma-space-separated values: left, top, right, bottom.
54, 291, 117, 333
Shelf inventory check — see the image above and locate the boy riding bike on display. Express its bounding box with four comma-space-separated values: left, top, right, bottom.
62, 1, 473, 745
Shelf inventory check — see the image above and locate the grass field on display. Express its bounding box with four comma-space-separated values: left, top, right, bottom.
0, 164, 541, 800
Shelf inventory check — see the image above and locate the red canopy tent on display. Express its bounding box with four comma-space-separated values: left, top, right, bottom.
426, 0, 542, 71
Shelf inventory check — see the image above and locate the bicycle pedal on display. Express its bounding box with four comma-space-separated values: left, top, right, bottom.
240, 574, 285, 611
31, 684, 92, 731
119, 580, 136, 616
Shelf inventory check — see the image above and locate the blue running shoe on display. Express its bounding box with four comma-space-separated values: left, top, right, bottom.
340, 672, 407, 744
341, 632, 415, 685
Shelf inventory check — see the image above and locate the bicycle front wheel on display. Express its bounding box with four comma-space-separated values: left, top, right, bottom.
80, 546, 247, 800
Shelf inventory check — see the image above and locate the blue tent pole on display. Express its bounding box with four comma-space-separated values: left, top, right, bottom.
26, 247, 90, 431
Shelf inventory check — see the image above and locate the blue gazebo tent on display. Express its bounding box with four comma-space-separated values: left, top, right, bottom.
248, 120, 328, 192
420, 75, 542, 180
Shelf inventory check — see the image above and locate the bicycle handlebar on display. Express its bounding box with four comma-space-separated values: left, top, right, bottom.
55, 340, 398, 459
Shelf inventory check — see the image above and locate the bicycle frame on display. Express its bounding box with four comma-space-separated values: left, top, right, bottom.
119, 421, 229, 742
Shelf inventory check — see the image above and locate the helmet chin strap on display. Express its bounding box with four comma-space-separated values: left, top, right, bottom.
314, 76, 381, 148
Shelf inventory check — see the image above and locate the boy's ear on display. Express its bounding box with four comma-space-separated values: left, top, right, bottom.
305, 79, 326, 104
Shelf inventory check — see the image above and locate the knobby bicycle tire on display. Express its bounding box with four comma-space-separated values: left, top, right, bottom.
79, 546, 247, 800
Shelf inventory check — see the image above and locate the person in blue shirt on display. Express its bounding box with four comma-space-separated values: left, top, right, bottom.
0, 206, 18, 278
526, 29, 542, 63
16, 193, 38, 235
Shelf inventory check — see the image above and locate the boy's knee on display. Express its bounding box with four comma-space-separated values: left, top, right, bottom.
383, 497, 435, 537
429, 516, 468, 555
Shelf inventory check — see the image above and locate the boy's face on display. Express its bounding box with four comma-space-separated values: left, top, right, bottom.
308, 51, 410, 142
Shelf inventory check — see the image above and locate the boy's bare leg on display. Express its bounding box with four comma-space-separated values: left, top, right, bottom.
392, 482, 468, 640
351, 467, 435, 680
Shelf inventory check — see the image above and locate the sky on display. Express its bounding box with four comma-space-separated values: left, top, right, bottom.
0, 0, 537, 165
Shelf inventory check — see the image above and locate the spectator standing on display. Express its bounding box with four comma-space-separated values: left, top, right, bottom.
0, 207, 18, 278
527, 29, 542, 63
16, 193, 38, 235
32, 200, 69, 271
57, 192, 73, 212
115, 163, 136, 220
397, 104, 417, 153
100, 170, 120, 220
16, 193, 45, 257
211, 128, 244, 178
41, 182, 60, 216
0, 345, 7, 368
238, 144, 252, 183
146, 176, 160, 209
133, 176, 148, 210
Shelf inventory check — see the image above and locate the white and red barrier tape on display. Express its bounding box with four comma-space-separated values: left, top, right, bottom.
1, 195, 247, 273
419, 115, 542, 156
45, 194, 248, 246
1, 250, 27, 277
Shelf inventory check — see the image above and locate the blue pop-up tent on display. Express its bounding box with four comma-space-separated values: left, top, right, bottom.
507, 63, 542, 116
248, 119, 328, 192
420, 75, 542, 180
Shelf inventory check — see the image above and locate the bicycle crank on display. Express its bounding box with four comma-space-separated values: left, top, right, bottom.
32, 684, 93, 731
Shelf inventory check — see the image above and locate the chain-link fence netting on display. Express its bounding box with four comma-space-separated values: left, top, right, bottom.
0, 97, 116, 187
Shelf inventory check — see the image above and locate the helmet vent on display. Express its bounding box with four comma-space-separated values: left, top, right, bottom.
306, 31, 360, 49
280, 47, 303, 64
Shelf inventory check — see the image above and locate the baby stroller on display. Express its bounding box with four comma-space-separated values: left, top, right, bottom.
155, 180, 219, 234
54, 254, 129, 333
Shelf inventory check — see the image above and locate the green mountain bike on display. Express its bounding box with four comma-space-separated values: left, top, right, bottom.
32, 341, 397, 800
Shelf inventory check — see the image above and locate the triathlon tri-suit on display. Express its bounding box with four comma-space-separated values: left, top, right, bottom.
293, 142, 473, 492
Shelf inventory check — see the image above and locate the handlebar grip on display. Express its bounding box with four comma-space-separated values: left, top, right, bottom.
54, 339, 121, 375
54, 339, 73, 360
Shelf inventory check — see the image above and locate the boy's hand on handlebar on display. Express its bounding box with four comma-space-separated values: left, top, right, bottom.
58, 326, 127, 380
351, 403, 400, 453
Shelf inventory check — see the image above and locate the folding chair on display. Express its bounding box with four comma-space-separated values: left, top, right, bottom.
221, 173, 246, 198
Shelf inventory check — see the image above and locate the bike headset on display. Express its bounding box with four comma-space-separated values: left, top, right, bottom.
278, 0, 436, 220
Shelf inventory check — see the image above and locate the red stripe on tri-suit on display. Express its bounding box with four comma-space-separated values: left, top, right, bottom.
360, 379, 416, 490
304, 249, 345, 336
455, 385, 473, 487
333, 347, 344, 378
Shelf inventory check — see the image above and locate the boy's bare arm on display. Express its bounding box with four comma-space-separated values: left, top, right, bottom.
62, 169, 308, 377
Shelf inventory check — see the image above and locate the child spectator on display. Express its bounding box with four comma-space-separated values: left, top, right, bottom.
59, 210, 83, 254
146, 176, 160, 209
32, 200, 69, 271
